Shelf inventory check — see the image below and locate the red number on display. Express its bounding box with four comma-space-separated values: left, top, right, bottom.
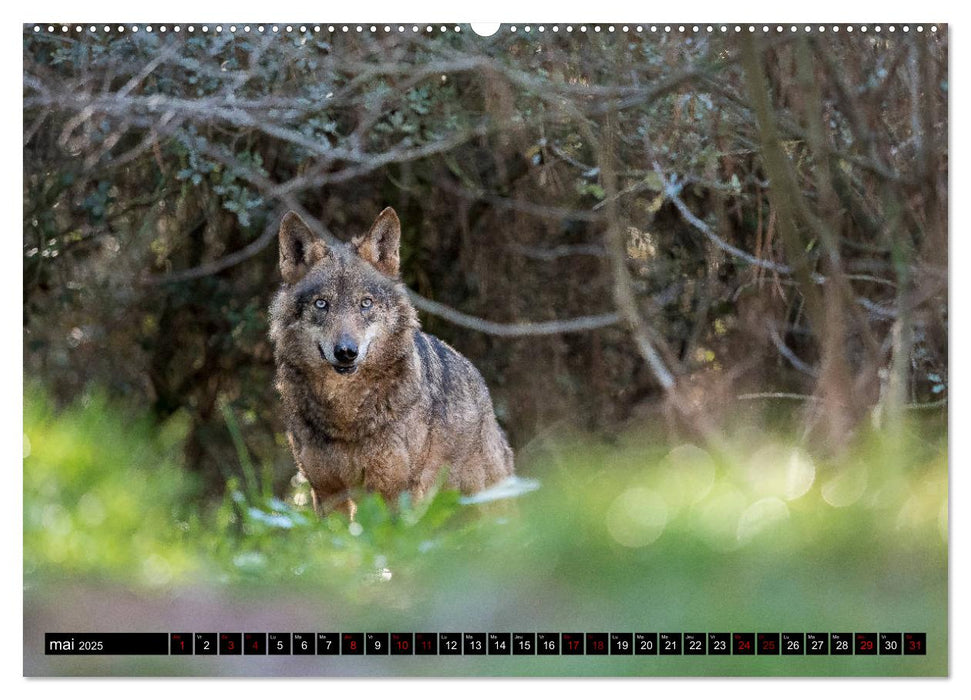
350, 640, 357, 651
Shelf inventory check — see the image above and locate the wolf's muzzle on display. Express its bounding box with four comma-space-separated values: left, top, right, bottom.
334, 339, 359, 364
319, 339, 359, 375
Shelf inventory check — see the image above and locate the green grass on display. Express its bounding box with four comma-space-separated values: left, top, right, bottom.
23, 387, 947, 676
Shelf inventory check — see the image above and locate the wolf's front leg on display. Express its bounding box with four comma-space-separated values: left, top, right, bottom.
310, 485, 357, 520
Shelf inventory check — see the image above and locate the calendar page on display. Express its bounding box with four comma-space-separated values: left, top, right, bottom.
22, 18, 948, 678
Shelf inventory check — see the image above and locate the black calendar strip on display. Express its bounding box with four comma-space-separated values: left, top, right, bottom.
45, 632, 926, 656
44, 633, 169, 655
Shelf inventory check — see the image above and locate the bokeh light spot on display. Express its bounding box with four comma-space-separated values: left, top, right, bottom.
745, 445, 815, 500
606, 487, 668, 548
737, 497, 789, 543
660, 444, 716, 506
821, 465, 868, 507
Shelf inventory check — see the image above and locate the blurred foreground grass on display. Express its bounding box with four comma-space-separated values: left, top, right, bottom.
23, 387, 947, 676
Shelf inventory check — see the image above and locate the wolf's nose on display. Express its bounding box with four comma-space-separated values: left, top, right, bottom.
334, 341, 358, 364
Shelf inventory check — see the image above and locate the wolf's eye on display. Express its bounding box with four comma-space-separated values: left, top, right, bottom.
314, 299, 328, 310
361, 297, 373, 309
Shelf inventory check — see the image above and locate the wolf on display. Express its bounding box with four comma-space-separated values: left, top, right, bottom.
269, 207, 515, 518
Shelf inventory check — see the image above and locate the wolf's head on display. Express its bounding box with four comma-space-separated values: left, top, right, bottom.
269, 208, 417, 377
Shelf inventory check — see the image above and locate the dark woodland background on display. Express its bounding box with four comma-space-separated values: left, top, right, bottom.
23, 25, 948, 496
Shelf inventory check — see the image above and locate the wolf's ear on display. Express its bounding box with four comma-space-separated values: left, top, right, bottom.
354, 207, 400, 277
279, 211, 327, 284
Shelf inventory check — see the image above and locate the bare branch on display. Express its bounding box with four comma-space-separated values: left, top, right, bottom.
269, 123, 492, 197
737, 392, 820, 402
737, 392, 946, 412
143, 217, 282, 285
409, 293, 620, 337
506, 243, 606, 261
599, 118, 676, 391
657, 162, 809, 278
438, 180, 603, 223
767, 325, 819, 378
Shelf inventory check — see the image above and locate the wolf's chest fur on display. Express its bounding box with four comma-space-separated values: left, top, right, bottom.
269, 207, 514, 517
277, 346, 425, 486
